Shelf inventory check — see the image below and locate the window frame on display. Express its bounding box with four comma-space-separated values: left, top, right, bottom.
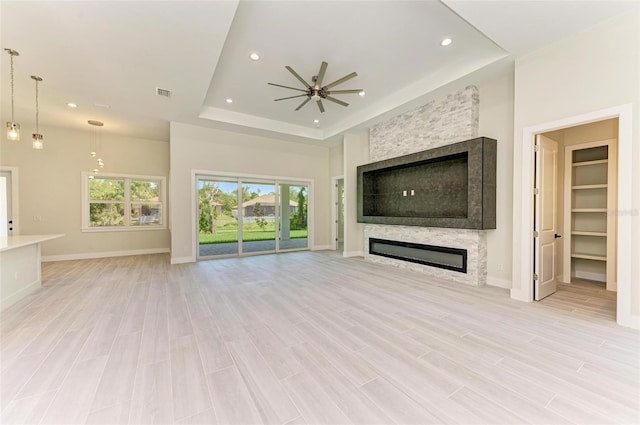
81, 172, 167, 232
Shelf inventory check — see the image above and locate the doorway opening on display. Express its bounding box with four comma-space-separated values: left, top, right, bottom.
0, 167, 18, 237
332, 177, 344, 253
533, 118, 619, 319
518, 104, 633, 327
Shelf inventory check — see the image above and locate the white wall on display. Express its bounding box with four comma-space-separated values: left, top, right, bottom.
342, 131, 369, 257
169, 122, 331, 263
477, 69, 515, 288
512, 7, 639, 324
0, 126, 170, 259
329, 143, 344, 178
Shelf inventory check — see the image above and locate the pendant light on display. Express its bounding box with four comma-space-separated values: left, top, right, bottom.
31, 76, 44, 149
88, 120, 105, 178
4, 49, 20, 141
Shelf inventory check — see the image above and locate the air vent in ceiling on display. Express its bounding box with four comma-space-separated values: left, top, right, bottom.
156, 87, 171, 98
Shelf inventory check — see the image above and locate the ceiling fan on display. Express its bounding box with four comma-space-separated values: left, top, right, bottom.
268, 61, 362, 113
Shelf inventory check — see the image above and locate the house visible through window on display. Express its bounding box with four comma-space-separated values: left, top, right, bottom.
82, 173, 165, 231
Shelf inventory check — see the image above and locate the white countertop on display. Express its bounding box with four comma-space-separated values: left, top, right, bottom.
0, 234, 64, 253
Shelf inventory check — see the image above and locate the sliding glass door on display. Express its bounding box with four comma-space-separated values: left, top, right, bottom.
197, 175, 310, 259
197, 177, 239, 257
240, 181, 276, 254
278, 183, 308, 251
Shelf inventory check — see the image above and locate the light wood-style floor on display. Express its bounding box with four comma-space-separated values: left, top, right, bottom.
540, 279, 617, 322
1, 251, 638, 424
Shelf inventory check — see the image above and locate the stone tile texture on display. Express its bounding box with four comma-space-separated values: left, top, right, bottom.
369, 86, 479, 162
365, 85, 487, 286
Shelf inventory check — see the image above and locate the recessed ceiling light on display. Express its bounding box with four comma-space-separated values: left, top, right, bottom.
226, 98, 233, 103
313, 119, 319, 124
249, 52, 260, 61
66, 102, 78, 108
441, 38, 452, 47
358, 91, 366, 97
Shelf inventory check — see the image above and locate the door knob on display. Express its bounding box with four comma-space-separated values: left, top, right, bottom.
554, 234, 562, 239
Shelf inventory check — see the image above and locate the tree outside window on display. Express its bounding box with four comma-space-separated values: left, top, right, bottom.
85, 174, 165, 230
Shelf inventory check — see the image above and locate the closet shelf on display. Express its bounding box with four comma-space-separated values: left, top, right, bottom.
572, 159, 608, 167
571, 253, 607, 261
572, 208, 607, 213
565, 141, 615, 291
572, 184, 607, 190
572, 231, 607, 237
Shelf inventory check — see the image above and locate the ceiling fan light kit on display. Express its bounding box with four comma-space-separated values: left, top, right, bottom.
268, 61, 362, 113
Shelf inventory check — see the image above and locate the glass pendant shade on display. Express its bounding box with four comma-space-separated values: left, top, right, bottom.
88, 120, 105, 174
31, 75, 44, 149
32, 133, 44, 149
6, 122, 20, 141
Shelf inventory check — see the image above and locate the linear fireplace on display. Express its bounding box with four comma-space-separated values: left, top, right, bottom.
369, 238, 467, 273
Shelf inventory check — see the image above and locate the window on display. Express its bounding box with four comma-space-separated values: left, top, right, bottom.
82, 173, 166, 231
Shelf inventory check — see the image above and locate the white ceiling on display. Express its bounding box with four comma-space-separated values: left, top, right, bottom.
1, 1, 636, 144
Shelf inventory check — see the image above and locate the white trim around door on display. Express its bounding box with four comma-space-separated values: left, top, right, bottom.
0, 166, 19, 236
191, 169, 314, 261
331, 175, 344, 251
514, 104, 635, 328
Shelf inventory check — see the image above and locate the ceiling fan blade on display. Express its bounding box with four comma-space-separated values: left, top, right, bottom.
326, 89, 363, 94
325, 96, 349, 107
295, 97, 311, 111
323, 72, 357, 90
268, 82, 308, 93
317, 100, 325, 113
316, 61, 328, 87
285, 66, 311, 88
275, 94, 308, 101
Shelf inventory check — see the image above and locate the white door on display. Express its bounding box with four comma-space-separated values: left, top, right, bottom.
534, 135, 559, 300
0, 170, 13, 237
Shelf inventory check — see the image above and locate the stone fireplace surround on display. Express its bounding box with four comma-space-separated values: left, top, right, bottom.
364, 85, 488, 286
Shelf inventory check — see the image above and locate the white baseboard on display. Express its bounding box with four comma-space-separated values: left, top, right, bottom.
486, 276, 512, 289
574, 270, 606, 282
618, 311, 640, 330
343, 250, 364, 258
42, 248, 170, 262
624, 315, 640, 330
312, 245, 333, 251
1, 278, 40, 312
171, 256, 196, 265
510, 287, 529, 302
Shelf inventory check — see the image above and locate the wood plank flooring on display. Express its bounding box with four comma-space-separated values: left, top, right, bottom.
1, 252, 638, 424
540, 279, 617, 321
